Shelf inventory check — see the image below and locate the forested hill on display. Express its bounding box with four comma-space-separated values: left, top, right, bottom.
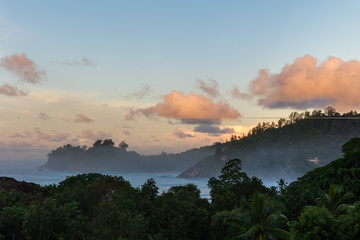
178, 108, 360, 179
39, 139, 214, 172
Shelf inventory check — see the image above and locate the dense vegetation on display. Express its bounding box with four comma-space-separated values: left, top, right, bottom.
1, 137, 360, 239
179, 107, 360, 178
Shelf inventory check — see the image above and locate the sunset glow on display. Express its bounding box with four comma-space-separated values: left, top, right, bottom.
1, 1, 360, 160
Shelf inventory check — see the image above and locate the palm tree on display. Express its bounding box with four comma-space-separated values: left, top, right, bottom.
317, 184, 354, 217
228, 192, 289, 240
276, 179, 288, 194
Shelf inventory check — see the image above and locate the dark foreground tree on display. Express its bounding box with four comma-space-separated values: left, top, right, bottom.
228, 192, 289, 240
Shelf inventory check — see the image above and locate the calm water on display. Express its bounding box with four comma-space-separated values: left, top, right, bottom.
0, 160, 280, 198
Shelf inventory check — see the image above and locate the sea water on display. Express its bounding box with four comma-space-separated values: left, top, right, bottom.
0, 160, 280, 199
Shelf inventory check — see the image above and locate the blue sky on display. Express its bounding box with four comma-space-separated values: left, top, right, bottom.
1, 1, 360, 160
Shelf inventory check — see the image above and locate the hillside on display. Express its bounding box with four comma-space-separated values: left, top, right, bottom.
282, 137, 360, 220
39, 139, 214, 172
178, 108, 360, 179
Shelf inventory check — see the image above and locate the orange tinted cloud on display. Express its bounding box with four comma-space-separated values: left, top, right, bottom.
0, 53, 46, 83
139, 90, 241, 124
0, 84, 27, 96
248, 55, 360, 111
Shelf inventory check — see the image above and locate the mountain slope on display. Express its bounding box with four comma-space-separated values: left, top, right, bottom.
178, 112, 360, 179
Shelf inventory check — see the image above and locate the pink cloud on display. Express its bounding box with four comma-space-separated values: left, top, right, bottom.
138, 90, 241, 124
197, 79, 220, 98
0, 84, 27, 96
0, 53, 46, 83
74, 114, 94, 123
247, 55, 360, 111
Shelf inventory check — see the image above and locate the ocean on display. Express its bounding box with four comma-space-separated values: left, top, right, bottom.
0, 160, 280, 198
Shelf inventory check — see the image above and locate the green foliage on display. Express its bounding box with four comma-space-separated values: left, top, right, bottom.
210, 208, 245, 240
337, 201, 360, 240
228, 192, 289, 240
22, 198, 86, 240
290, 206, 340, 240
1, 204, 27, 240
317, 184, 354, 217
209, 159, 270, 211
153, 184, 211, 240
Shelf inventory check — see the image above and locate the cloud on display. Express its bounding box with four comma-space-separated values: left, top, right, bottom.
173, 128, 195, 139
34, 128, 69, 142
123, 130, 130, 136
38, 112, 50, 121
138, 90, 241, 124
0, 53, 46, 83
0, 84, 27, 96
194, 124, 235, 136
231, 86, 251, 100
74, 114, 94, 123
247, 55, 360, 111
124, 85, 151, 100
197, 79, 220, 98
78, 129, 112, 141
53, 57, 96, 67
8, 131, 32, 139
124, 109, 136, 121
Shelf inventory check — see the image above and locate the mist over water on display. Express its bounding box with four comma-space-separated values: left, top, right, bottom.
0, 160, 282, 199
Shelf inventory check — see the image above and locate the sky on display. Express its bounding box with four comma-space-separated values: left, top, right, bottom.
1, 1, 360, 160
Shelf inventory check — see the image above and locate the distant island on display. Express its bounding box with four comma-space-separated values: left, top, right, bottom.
40, 107, 360, 180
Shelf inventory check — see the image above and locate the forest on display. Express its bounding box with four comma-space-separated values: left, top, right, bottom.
1, 137, 360, 239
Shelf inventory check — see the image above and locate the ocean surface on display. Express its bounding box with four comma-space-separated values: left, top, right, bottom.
0, 160, 280, 198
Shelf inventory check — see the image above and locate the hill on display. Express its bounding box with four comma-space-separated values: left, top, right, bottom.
282, 137, 360, 220
39, 139, 214, 172
178, 108, 360, 179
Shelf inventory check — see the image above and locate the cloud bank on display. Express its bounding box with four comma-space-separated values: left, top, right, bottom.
138, 90, 240, 124
244, 55, 360, 111
0, 53, 46, 83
